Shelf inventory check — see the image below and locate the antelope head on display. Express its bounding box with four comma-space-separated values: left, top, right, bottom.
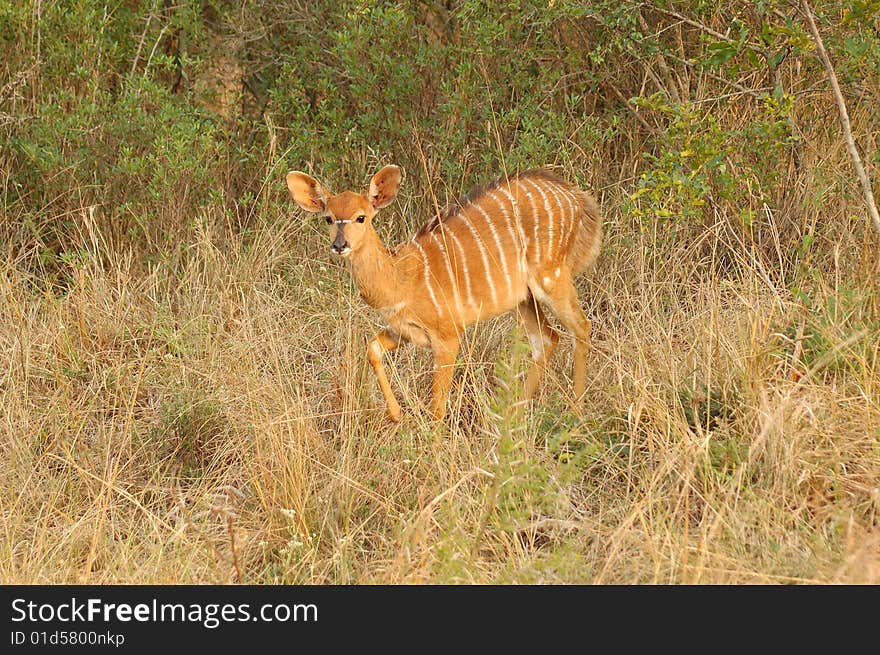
285, 165, 402, 257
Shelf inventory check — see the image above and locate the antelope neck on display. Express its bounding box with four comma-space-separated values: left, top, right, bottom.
348, 227, 402, 309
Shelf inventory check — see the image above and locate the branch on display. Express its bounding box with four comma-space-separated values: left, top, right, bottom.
604, 80, 657, 134
643, 3, 770, 58
800, 0, 880, 239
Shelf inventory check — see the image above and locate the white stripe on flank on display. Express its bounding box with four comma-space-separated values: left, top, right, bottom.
412, 239, 443, 316
488, 189, 524, 276
524, 177, 555, 261
516, 180, 541, 264
495, 185, 529, 274
472, 201, 513, 300
556, 185, 578, 253
458, 211, 499, 307
431, 230, 463, 319
545, 184, 567, 253
446, 226, 476, 312
549, 184, 574, 253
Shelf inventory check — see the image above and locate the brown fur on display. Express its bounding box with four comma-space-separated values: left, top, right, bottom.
419, 168, 571, 235
285, 165, 604, 421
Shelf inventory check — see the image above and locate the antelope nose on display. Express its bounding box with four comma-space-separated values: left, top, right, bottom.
331, 239, 349, 254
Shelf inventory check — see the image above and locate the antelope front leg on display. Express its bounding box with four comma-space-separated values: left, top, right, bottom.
367, 329, 402, 422
429, 336, 460, 421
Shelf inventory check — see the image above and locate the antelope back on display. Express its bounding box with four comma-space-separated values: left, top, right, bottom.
400, 170, 602, 325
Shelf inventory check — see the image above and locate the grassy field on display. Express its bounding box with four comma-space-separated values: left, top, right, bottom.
1, 1, 878, 583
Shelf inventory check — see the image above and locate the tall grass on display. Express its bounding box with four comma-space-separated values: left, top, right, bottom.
2, 144, 877, 583
0, 1, 877, 583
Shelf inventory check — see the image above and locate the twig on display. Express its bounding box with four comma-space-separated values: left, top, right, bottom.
663, 49, 769, 100
644, 2, 770, 58
692, 87, 774, 105
637, 11, 682, 104
800, 0, 880, 239
605, 81, 656, 133
144, 24, 169, 79
128, 13, 153, 83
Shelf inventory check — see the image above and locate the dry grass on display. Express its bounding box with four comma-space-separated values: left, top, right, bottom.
2, 4, 879, 579
2, 130, 877, 584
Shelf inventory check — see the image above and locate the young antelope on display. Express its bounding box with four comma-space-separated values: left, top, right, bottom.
285, 165, 603, 421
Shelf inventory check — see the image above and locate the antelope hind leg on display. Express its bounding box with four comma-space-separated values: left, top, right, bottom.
518, 294, 560, 400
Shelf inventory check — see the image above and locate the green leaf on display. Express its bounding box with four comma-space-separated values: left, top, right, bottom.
768, 48, 788, 69
705, 41, 738, 68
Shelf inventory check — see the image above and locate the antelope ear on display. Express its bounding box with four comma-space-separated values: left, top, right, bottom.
285, 171, 330, 213
368, 165, 402, 210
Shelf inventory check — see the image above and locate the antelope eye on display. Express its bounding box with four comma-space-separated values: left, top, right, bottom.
356, 215, 366, 223
325, 217, 333, 225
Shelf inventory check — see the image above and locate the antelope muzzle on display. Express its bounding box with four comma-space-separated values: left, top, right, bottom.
331, 228, 351, 256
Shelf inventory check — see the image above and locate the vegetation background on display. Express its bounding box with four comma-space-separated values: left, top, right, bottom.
1, 0, 878, 583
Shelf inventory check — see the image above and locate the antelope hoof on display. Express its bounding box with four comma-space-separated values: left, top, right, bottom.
386, 403, 402, 423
